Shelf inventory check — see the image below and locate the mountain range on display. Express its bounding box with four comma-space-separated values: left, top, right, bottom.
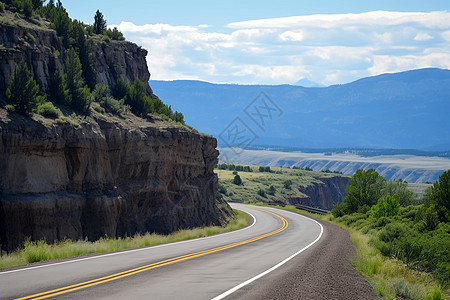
150, 68, 450, 151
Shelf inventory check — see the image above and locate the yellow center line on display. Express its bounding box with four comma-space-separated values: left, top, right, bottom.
15, 207, 288, 300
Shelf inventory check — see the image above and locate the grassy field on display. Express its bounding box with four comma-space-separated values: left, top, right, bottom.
215, 165, 347, 204
245, 203, 448, 300
0, 210, 248, 269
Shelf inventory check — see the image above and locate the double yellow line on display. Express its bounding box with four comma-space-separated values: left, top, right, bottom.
16, 208, 288, 300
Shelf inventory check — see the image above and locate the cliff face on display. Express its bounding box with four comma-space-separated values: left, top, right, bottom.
288, 176, 350, 210
0, 13, 153, 97
0, 112, 231, 251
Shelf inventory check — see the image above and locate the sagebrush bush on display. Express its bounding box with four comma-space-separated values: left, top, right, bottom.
36, 101, 61, 118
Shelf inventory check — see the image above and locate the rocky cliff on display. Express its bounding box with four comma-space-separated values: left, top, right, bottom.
0, 111, 231, 251
0, 11, 153, 97
292, 176, 350, 210
0, 12, 231, 252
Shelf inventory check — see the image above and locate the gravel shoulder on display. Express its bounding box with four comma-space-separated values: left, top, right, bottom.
229, 214, 378, 300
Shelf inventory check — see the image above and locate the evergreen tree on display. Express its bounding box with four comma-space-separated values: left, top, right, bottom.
72, 20, 96, 89
12, 0, 33, 18
233, 175, 242, 185
5, 60, 40, 115
424, 170, 450, 223
125, 79, 151, 116
50, 1, 72, 47
64, 48, 91, 114
32, 0, 43, 9
65, 48, 83, 93
114, 78, 130, 100
93, 10, 106, 34
48, 68, 68, 105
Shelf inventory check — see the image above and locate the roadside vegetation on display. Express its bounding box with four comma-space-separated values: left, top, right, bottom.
329, 168, 449, 299
1, 1, 185, 124
0, 210, 249, 269
215, 163, 347, 205
240, 167, 449, 299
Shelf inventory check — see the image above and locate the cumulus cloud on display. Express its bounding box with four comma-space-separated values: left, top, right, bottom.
113, 11, 450, 85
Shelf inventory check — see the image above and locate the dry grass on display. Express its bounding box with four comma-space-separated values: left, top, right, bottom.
0, 210, 248, 269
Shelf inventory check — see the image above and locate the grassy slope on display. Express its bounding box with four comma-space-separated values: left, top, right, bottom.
0, 210, 248, 269
215, 166, 348, 204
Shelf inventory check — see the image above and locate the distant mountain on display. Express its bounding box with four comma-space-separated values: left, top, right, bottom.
150, 68, 450, 151
293, 78, 324, 87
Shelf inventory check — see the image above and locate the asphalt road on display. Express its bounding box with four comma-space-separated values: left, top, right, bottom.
0, 204, 323, 300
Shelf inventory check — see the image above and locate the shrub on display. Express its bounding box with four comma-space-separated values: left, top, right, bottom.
283, 180, 292, 189
104, 27, 125, 41
114, 78, 130, 100
267, 185, 276, 195
218, 184, 227, 195
257, 189, 266, 198
232, 175, 242, 185
369, 194, 400, 219
36, 101, 61, 118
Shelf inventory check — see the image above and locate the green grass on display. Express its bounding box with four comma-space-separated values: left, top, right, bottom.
0, 210, 249, 269
216, 166, 347, 204
240, 203, 449, 300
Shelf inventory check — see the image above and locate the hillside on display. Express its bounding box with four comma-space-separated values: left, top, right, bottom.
215, 164, 350, 210
150, 68, 450, 151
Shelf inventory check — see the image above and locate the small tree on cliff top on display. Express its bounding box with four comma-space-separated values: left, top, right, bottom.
93, 9, 107, 34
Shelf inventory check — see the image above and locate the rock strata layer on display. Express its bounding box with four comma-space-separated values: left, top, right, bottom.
0, 113, 231, 251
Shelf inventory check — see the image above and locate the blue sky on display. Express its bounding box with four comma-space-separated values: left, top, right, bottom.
64, 1, 450, 85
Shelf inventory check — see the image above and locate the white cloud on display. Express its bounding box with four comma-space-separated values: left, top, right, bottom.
279, 30, 304, 42
441, 30, 450, 41
227, 11, 450, 29
114, 11, 450, 85
414, 32, 434, 41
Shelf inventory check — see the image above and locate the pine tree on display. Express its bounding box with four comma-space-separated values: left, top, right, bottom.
48, 68, 69, 105
5, 60, 40, 115
114, 78, 130, 100
125, 79, 151, 116
72, 20, 96, 89
64, 48, 91, 114
93, 10, 106, 34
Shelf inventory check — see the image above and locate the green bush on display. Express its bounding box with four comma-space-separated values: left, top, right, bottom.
369, 194, 400, 219
36, 101, 61, 118
267, 185, 276, 195
257, 189, 266, 198
232, 175, 242, 185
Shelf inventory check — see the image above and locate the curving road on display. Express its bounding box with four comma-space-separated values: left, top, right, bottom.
0, 204, 323, 300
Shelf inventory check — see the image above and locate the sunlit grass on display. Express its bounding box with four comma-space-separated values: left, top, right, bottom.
0, 210, 248, 269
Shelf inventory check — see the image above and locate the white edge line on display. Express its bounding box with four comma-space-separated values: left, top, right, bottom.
0, 207, 256, 275
211, 207, 324, 300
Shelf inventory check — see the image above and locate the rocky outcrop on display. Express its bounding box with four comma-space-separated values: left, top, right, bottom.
0, 12, 153, 97
0, 112, 231, 251
288, 176, 350, 210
